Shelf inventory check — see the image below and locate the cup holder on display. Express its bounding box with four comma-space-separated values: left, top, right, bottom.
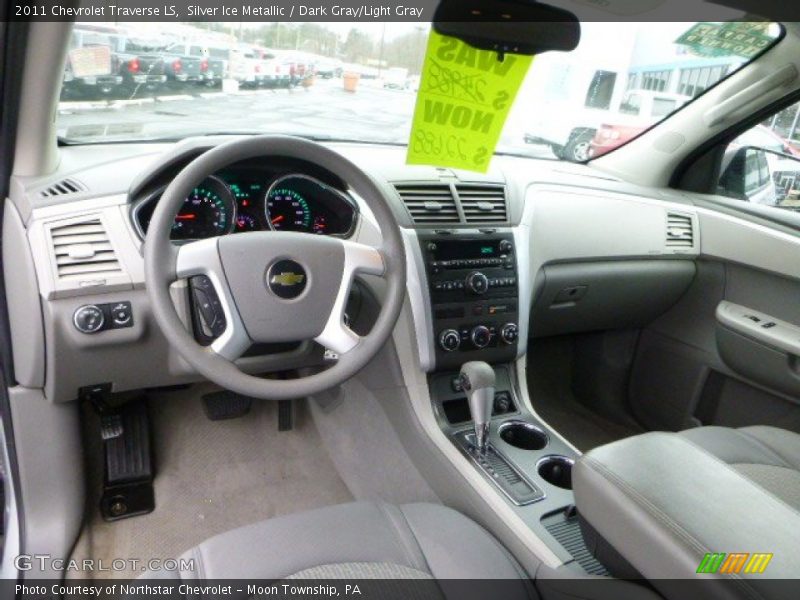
537, 455, 574, 490
498, 421, 548, 451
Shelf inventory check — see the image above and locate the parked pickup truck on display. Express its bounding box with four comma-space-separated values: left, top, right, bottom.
63, 28, 124, 99
162, 41, 228, 89
113, 37, 167, 97
162, 42, 218, 91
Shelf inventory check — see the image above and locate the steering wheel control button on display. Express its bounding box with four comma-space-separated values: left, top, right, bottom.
267, 259, 307, 300
439, 329, 461, 352
73, 305, 105, 334
190, 276, 227, 343
466, 271, 490, 295
470, 325, 492, 349
500, 323, 519, 344
111, 302, 133, 327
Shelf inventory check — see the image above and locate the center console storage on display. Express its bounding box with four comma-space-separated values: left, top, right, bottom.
419, 232, 519, 370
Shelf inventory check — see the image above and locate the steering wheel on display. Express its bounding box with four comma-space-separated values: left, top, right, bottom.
144, 136, 406, 400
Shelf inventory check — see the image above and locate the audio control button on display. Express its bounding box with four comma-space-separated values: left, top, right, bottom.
466, 271, 489, 295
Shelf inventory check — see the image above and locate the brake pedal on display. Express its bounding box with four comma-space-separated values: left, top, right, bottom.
202, 390, 253, 421
98, 398, 155, 521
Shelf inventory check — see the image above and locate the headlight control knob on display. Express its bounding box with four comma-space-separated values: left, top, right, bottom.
73, 305, 105, 334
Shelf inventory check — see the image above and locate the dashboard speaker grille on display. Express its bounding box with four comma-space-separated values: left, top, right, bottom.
666, 212, 695, 248
394, 183, 460, 224
49, 217, 122, 279
457, 184, 508, 223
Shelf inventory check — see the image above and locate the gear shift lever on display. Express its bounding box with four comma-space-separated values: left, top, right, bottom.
459, 361, 496, 453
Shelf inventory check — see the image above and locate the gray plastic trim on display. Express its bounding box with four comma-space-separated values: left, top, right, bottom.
716, 300, 800, 356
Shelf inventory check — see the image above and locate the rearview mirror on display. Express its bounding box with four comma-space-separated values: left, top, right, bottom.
433, 0, 581, 57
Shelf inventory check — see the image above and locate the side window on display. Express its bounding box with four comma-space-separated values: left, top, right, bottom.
717, 101, 800, 209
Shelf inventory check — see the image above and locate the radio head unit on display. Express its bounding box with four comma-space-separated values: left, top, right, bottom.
419, 232, 519, 370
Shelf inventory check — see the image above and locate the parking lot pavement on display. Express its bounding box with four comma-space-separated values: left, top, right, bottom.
57, 78, 556, 159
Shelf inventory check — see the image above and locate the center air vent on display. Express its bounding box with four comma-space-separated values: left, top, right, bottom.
394, 184, 460, 224
49, 218, 122, 279
457, 184, 508, 223
665, 212, 695, 248
40, 178, 86, 198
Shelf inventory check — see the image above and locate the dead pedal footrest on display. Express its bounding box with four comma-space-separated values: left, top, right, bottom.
100, 399, 155, 521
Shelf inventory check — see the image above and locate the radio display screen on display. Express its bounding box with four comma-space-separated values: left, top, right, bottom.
434, 240, 500, 260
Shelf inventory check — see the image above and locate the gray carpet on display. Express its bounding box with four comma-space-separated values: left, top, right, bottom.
527, 339, 644, 452
70, 384, 353, 579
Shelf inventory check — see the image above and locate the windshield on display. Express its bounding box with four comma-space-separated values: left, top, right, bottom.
57, 21, 780, 162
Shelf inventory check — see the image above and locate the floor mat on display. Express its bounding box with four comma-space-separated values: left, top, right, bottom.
527, 340, 644, 452
70, 384, 353, 579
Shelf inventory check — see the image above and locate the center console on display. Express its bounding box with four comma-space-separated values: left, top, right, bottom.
418, 232, 519, 370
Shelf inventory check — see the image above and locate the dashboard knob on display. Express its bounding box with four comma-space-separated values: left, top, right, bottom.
73, 305, 105, 334
470, 325, 491, 349
500, 323, 519, 344
499, 240, 513, 253
439, 329, 461, 352
466, 271, 489, 295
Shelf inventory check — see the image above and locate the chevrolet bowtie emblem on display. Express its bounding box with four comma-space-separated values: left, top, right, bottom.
271, 272, 305, 286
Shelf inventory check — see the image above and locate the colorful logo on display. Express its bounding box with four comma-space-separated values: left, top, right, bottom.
696, 553, 773, 574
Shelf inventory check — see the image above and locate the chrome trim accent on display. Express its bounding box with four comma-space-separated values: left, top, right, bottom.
457, 431, 546, 507
314, 239, 384, 355
401, 228, 435, 372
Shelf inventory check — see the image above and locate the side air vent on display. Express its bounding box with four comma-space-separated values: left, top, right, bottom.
394, 183, 460, 224
665, 212, 695, 248
49, 218, 122, 279
457, 184, 508, 223
40, 178, 86, 198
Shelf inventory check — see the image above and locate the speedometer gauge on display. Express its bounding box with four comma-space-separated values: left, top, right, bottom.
265, 184, 312, 232
171, 176, 235, 240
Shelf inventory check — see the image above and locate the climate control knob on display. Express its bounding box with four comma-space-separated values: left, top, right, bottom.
439, 329, 461, 352
466, 271, 489, 295
470, 325, 492, 349
500, 322, 519, 344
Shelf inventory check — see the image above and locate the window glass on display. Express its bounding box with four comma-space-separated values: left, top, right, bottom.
717, 100, 800, 209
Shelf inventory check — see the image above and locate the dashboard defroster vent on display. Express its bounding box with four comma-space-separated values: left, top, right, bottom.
40, 178, 86, 198
665, 212, 695, 248
49, 218, 122, 279
394, 183, 460, 224
457, 184, 508, 223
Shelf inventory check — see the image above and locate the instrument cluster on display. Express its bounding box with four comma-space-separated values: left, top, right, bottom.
133, 170, 358, 240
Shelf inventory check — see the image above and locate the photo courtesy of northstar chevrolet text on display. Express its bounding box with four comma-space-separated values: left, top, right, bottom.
0, 0, 799, 599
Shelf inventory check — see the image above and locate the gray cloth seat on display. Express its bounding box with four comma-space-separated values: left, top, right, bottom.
680, 425, 800, 510
145, 501, 533, 594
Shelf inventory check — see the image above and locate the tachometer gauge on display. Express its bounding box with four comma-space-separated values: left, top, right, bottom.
265, 184, 312, 232
171, 176, 235, 240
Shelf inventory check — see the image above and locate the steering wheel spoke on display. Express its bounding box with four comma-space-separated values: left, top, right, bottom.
314, 240, 385, 355
175, 239, 252, 361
